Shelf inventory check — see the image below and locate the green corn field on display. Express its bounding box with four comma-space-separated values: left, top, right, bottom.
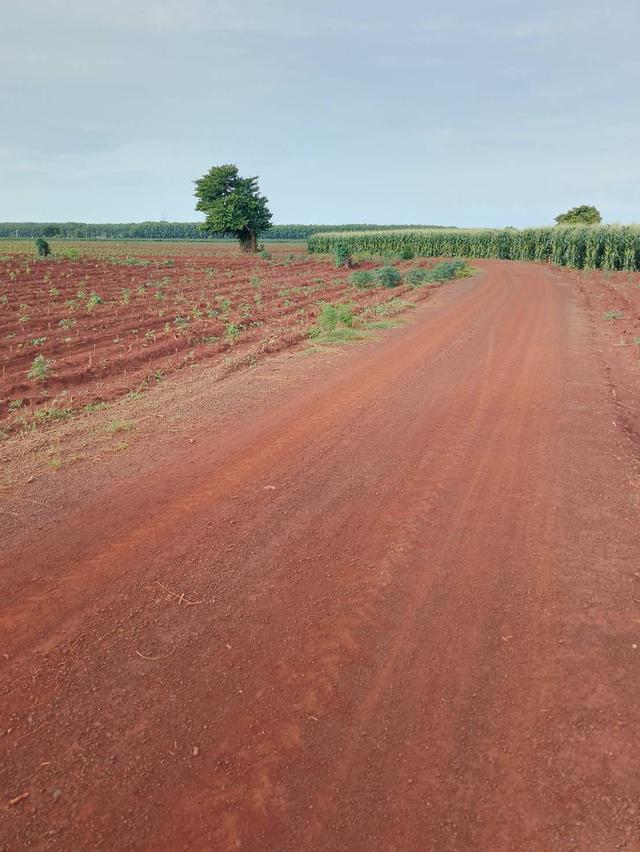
308, 226, 640, 271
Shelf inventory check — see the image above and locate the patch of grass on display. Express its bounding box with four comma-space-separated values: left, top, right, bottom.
313, 302, 354, 330
120, 256, 151, 267
362, 319, 403, 330
33, 405, 73, 423
309, 302, 367, 345
84, 401, 109, 413
310, 327, 368, 345
350, 270, 376, 288
603, 310, 625, 321
365, 298, 412, 318
102, 418, 136, 434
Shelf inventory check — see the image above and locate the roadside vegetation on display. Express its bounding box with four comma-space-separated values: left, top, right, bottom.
307, 260, 471, 347
350, 260, 471, 290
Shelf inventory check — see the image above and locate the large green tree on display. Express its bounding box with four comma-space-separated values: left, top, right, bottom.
554, 205, 602, 225
194, 164, 272, 251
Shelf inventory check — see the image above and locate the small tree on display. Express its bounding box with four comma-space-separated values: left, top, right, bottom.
554, 205, 602, 225
194, 164, 272, 252
333, 242, 352, 268
35, 238, 51, 257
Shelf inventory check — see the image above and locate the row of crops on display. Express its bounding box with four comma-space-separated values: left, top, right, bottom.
308, 226, 640, 271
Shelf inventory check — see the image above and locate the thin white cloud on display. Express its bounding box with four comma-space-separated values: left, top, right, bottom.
4, 0, 372, 37
486, 4, 637, 39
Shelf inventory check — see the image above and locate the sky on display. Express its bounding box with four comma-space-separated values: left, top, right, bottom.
2, 0, 639, 227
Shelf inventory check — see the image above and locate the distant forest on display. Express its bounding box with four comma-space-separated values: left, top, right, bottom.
0, 222, 449, 241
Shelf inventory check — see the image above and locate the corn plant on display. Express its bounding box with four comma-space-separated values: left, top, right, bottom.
308, 225, 640, 271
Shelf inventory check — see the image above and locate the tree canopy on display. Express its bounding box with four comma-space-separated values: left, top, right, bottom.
194, 164, 272, 251
554, 205, 602, 225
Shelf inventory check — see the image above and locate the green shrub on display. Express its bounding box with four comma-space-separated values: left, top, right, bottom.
333, 242, 352, 268
405, 267, 430, 286
405, 260, 470, 286
374, 266, 402, 288
428, 259, 470, 281
399, 246, 415, 260
350, 270, 375, 288
35, 238, 51, 257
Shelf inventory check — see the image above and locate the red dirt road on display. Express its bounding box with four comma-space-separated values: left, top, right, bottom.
1, 261, 639, 850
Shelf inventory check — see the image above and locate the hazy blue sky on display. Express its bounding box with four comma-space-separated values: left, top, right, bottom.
2, 0, 639, 226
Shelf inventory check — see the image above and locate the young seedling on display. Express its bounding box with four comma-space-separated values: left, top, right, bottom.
86, 292, 103, 310
27, 354, 53, 381
225, 322, 243, 341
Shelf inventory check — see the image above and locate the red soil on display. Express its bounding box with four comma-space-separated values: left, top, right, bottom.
0, 252, 423, 428
1, 260, 639, 850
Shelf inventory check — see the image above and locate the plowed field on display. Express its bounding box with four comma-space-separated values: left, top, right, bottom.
0, 251, 423, 428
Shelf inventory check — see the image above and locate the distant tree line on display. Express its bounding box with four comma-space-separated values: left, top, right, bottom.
0, 222, 451, 241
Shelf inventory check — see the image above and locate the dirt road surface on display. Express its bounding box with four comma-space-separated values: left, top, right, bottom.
2, 261, 639, 850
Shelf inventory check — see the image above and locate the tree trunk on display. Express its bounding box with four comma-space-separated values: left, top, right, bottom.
239, 228, 258, 253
